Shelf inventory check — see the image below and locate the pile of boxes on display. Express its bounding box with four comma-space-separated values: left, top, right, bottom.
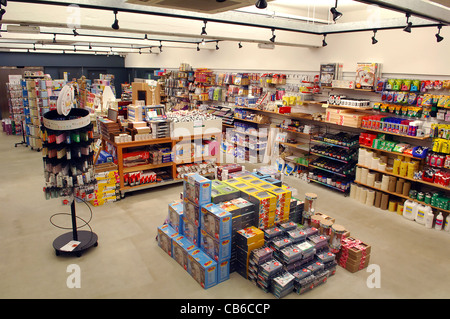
337, 237, 371, 273
89, 163, 120, 206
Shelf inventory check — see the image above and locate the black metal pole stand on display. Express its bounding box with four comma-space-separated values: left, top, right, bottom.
14, 120, 27, 148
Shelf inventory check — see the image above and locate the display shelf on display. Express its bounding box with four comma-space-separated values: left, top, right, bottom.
309, 178, 349, 193
233, 116, 270, 124
311, 139, 357, 150
359, 145, 421, 160
356, 164, 450, 191
362, 127, 429, 140
123, 162, 173, 174
326, 105, 373, 111
322, 86, 375, 92
310, 151, 356, 164
278, 127, 312, 137
309, 164, 350, 178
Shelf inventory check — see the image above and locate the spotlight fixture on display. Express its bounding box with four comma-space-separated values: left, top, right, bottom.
371, 30, 378, 44
270, 28, 276, 43
111, 10, 119, 30
436, 25, 444, 42
238, 42, 242, 48
216, 41, 219, 50
255, 0, 267, 9
201, 20, 207, 36
53, 33, 56, 43
73, 28, 79, 36
197, 43, 200, 51
330, 0, 342, 22
322, 34, 327, 47
403, 12, 412, 33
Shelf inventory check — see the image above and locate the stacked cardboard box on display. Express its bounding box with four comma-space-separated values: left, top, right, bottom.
234, 226, 265, 279
324, 108, 364, 128
90, 163, 120, 206
337, 237, 371, 273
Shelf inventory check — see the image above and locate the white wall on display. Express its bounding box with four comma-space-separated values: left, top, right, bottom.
125, 26, 450, 76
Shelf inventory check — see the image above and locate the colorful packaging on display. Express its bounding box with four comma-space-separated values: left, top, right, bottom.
157, 224, 179, 257
183, 197, 201, 227
183, 173, 212, 206
172, 235, 196, 271
201, 203, 232, 239
168, 200, 184, 233
187, 248, 218, 289
200, 229, 231, 262
182, 216, 200, 245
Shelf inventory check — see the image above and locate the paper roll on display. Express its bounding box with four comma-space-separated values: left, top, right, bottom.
371, 157, 380, 170
366, 173, 375, 187
393, 158, 401, 175
374, 191, 382, 208
365, 189, 375, 206
355, 185, 362, 201
395, 178, 404, 194
381, 193, 389, 210
374, 181, 382, 189
388, 200, 398, 212
397, 202, 404, 215
378, 162, 387, 171
402, 181, 411, 196
355, 166, 362, 183
380, 155, 388, 164
358, 188, 368, 204
381, 175, 390, 191
358, 148, 366, 165
360, 168, 369, 185
350, 183, 357, 199
407, 161, 417, 179
399, 161, 408, 177
388, 176, 397, 193
364, 150, 373, 167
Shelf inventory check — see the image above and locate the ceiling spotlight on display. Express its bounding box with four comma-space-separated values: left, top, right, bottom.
72, 28, 79, 36
330, 0, 342, 22
201, 20, 207, 36
322, 34, 327, 47
238, 42, 242, 48
216, 41, 219, 50
270, 28, 276, 43
371, 30, 378, 44
111, 10, 119, 30
403, 12, 412, 33
436, 25, 444, 42
255, 0, 267, 9
53, 34, 56, 43
197, 43, 200, 51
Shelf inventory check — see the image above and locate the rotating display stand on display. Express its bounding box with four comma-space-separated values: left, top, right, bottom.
42, 107, 99, 257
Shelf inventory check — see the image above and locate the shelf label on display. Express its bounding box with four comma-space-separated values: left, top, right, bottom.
322, 103, 329, 108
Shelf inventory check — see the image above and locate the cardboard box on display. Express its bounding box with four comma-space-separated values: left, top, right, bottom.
268, 187, 292, 222
200, 229, 232, 262
183, 173, 212, 206
218, 259, 230, 283
157, 224, 179, 257
211, 185, 240, 204
187, 248, 218, 289
236, 175, 259, 184
168, 200, 184, 233
201, 203, 232, 240
182, 216, 200, 245
172, 235, 196, 271
235, 226, 264, 249
245, 190, 277, 229
183, 197, 201, 227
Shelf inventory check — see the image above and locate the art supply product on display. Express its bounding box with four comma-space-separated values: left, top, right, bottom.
310, 214, 323, 229
380, 193, 389, 210
350, 183, 357, 199
395, 179, 404, 194
355, 166, 362, 183
319, 219, 334, 236
397, 202, 404, 215
366, 189, 375, 206
329, 224, 346, 250
402, 181, 411, 196
381, 175, 390, 191
425, 210, 434, 229
388, 200, 397, 212
435, 212, 444, 230
374, 191, 382, 208
445, 215, 450, 232
360, 168, 369, 184
402, 200, 418, 220
358, 188, 368, 204
378, 162, 387, 171
364, 150, 373, 166
388, 176, 397, 193
366, 173, 375, 187
415, 204, 431, 225
304, 193, 317, 214
399, 161, 408, 177
374, 181, 382, 189
358, 148, 367, 165
392, 158, 401, 175
371, 157, 380, 170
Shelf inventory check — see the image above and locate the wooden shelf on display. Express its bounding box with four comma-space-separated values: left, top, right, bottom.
359, 145, 422, 160
309, 178, 349, 193
233, 116, 270, 124
327, 105, 373, 111
278, 127, 312, 137
123, 162, 173, 173
362, 127, 429, 140
322, 86, 375, 92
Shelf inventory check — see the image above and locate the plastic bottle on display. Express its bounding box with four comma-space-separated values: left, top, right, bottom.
415, 204, 431, 225
425, 210, 434, 229
435, 212, 444, 230
402, 200, 418, 221
445, 215, 450, 232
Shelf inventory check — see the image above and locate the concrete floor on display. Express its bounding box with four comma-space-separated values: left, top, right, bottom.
1, 132, 450, 299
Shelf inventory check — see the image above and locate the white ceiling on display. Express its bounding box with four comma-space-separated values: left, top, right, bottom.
0, 0, 447, 55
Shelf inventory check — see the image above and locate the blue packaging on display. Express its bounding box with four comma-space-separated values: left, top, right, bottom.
201, 203, 232, 240
188, 248, 218, 289
183, 173, 212, 206
168, 200, 184, 233
157, 224, 179, 257
200, 229, 232, 263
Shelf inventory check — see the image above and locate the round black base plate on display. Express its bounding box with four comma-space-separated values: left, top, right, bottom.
53, 230, 98, 257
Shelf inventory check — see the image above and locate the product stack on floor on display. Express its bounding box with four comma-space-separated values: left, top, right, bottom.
156, 163, 371, 298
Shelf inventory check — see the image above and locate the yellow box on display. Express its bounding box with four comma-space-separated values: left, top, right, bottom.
235, 175, 259, 183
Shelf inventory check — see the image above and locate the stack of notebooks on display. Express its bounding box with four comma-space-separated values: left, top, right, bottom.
271, 272, 295, 299
98, 117, 121, 140
257, 259, 283, 293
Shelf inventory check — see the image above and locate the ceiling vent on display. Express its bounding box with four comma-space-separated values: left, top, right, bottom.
125, 0, 264, 14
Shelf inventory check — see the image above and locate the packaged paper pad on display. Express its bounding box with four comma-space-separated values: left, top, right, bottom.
270, 237, 293, 251
296, 241, 315, 258
263, 226, 285, 239
259, 259, 283, 279
279, 245, 303, 264
278, 221, 297, 232
250, 247, 273, 265
271, 272, 295, 298
287, 228, 307, 243
308, 235, 329, 251
316, 251, 336, 264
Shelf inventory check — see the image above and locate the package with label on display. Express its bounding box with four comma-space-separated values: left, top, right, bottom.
228, 197, 255, 215
217, 259, 230, 283
244, 190, 277, 229
187, 248, 218, 289
252, 171, 271, 180
211, 185, 240, 204
200, 229, 231, 262
216, 164, 244, 180
236, 174, 259, 184
182, 216, 200, 245
269, 186, 292, 220
234, 226, 264, 250
157, 224, 179, 257
261, 177, 282, 187
338, 237, 371, 273
201, 203, 232, 239
271, 271, 295, 299
172, 235, 196, 271
183, 197, 201, 227
183, 173, 212, 206
168, 200, 184, 233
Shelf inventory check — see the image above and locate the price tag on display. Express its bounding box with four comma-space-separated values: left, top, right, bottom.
322, 103, 329, 108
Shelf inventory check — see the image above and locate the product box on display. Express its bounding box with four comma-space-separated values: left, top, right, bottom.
157, 224, 179, 257
182, 216, 200, 245
168, 200, 184, 233
261, 177, 282, 187
251, 171, 271, 180
201, 203, 232, 239
183, 173, 212, 206
248, 178, 268, 189
236, 175, 259, 184
269, 187, 292, 222
187, 248, 218, 289
235, 226, 264, 250
183, 197, 201, 227
245, 191, 277, 229
229, 198, 255, 215
218, 259, 231, 283
172, 235, 196, 271
200, 229, 232, 262
211, 185, 240, 204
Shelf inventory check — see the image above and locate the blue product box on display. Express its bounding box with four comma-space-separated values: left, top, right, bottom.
182, 216, 200, 246
200, 229, 232, 262
188, 248, 218, 289
157, 224, 179, 257
262, 177, 282, 187
183, 173, 212, 206
218, 259, 230, 283
201, 203, 232, 240
168, 200, 184, 233
172, 235, 197, 272
183, 197, 201, 227
252, 171, 271, 180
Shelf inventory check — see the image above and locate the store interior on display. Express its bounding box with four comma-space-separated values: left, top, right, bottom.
1, 0, 450, 299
